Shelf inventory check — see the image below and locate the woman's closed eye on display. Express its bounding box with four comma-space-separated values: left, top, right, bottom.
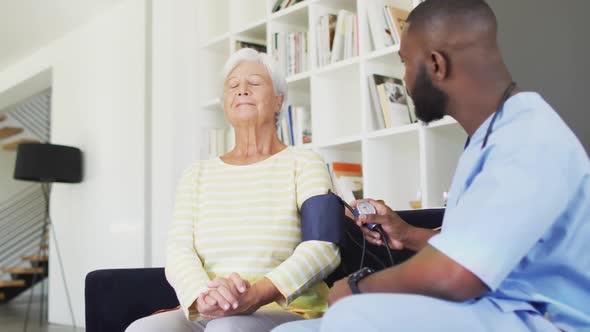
229, 82, 239, 89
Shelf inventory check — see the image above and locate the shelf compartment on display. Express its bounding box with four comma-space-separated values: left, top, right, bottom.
365, 130, 422, 210
367, 122, 420, 139
234, 18, 267, 43
200, 38, 230, 104
311, 62, 361, 144
316, 135, 361, 149
286, 71, 312, 85
270, 0, 311, 27
230, 0, 267, 33
314, 57, 360, 76
201, 33, 231, 51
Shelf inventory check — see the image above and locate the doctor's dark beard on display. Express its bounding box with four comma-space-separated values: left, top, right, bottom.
410, 65, 448, 124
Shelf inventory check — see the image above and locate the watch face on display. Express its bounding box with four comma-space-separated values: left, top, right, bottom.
351, 267, 374, 281
348, 267, 375, 294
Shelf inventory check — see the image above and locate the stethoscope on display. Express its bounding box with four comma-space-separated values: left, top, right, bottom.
464, 81, 517, 150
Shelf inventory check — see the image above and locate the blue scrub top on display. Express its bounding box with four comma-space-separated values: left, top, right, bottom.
429, 92, 590, 331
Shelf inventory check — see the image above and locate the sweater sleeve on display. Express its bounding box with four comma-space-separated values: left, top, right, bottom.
265, 151, 341, 304
165, 164, 211, 321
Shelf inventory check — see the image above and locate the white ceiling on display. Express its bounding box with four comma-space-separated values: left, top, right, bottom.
0, 0, 122, 71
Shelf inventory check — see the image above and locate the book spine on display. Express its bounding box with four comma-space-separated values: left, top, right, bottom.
288, 105, 295, 145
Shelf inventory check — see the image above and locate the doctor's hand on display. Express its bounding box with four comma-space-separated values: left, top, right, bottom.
350, 199, 413, 250
352, 199, 439, 252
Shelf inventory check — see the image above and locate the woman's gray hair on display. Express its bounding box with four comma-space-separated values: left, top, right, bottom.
222, 48, 288, 125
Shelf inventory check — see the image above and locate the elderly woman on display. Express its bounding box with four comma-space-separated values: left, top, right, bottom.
126, 48, 341, 331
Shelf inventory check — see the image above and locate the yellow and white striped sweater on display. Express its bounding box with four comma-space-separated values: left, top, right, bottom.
165, 147, 341, 321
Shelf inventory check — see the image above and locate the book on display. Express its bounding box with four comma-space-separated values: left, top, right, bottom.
366, 0, 394, 50
273, 0, 305, 13
287, 105, 295, 145
386, 6, 410, 45
412, 0, 425, 8
376, 84, 393, 128
315, 14, 337, 67
235, 40, 267, 53
330, 162, 363, 203
369, 74, 415, 129
368, 75, 386, 130
377, 77, 412, 127
330, 10, 349, 63
294, 106, 312, 144
272, 0, 284, 13
272, 31, 308, 76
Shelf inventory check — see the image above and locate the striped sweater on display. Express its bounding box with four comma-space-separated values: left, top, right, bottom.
165, 147, 341, 320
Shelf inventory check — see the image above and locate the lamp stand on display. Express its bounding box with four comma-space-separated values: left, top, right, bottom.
23, 182, 76, 332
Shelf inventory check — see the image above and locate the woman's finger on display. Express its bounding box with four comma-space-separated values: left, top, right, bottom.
215, 285, 239, 309
208, 277, 231, 289
203, 294, 217, 307
228, 272, 248, 293
207, 290, 232, 311
197, 294, 217, 315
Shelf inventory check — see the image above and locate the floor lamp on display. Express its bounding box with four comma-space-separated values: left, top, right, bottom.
13, 143, 82, 331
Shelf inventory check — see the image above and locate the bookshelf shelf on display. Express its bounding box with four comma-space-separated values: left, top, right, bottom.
316, 0, 357, 12
367, 122, 420, 139
365, 44, 400, 61
198, 0, 465, 209
425, 115, 458, 129
202, 33, 230, 50
286, 71, 312, 84
230, 0, 266, 33
314, 57, 361, 76
316, 135, 362, 149
235, 19, 268, 41
270, 1, 311, 25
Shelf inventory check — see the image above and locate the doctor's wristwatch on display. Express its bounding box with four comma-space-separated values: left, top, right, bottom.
347, 267, 375, 294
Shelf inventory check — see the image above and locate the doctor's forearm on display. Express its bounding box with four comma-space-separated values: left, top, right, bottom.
402, 226, 439, 251
358, 245, 487, 302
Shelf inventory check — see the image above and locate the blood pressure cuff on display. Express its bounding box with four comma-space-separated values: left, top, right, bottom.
300, 192, 345, 245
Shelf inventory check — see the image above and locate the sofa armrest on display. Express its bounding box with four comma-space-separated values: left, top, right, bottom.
85, 268, 179, 332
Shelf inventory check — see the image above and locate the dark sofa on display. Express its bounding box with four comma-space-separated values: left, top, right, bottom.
85, 209, 444, 332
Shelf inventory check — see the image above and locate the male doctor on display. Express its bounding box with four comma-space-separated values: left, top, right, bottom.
274, 0, 590, 331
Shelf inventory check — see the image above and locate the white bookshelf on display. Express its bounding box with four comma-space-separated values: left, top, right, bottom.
197, 0, 466, 210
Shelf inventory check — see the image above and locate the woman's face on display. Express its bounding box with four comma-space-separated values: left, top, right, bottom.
223, 61, 282, 127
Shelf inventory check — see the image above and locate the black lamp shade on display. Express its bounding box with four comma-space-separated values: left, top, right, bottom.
14, 143, 83, 183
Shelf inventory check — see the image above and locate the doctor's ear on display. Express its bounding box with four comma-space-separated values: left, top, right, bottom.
428, 51, 449, 81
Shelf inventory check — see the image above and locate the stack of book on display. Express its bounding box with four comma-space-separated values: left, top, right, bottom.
366, 1, 410, 51
315, 10, 358, 67
328, 162, 363, 204
278, 105, 312, 146
271, 32, 308, 77
368, 74, 415, 129
235, 40, 266, 53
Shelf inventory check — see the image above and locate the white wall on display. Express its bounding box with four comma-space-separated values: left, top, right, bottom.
0, 0, 147, 326
149, 0, 201, 267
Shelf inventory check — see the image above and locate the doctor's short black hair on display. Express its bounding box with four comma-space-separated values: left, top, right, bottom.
407, 0, 497, 34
